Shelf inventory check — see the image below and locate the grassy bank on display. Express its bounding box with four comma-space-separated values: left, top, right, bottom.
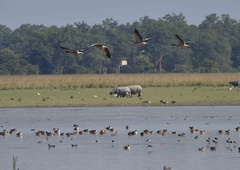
0, 73, 239, 107
0, 86, 239, 108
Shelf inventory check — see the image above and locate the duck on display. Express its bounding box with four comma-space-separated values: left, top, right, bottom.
1, 129, 9, 136
89, 43, 111, 58
74, 126, 80, 132
71, 144, 77, 148
172, 34, 195, 48
132, 130, 138, 135
100, 129, 107, 135
198, 147, 205, 152
210, 146, 218, 151
83, 129, 89, 133
66, 132, 73, 137
163, 165, 171, 170
123, 145, 130, 151
189, 126, 194, 131
54, 129, 61, 135
78, 131, 84, 135
225, 129, 231, 135
9, 128, 17, 134
130, 29, 152, 46
48, 144, 56, 149
111, 131, 117, 136
235, 126, 240, 132
105, 126, 111, 130
89, 130, 97, 135
142, 100, 151, 104
16, 132, 23, 137
200, 130, 206, 135
194, 135, 199, 140
178, 133, 186, 137
160, 100, 168, 104
37, 141, 43, 144
60, 45, 86, 56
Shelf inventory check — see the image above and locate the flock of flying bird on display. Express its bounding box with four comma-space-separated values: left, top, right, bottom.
60, 29, 195, 59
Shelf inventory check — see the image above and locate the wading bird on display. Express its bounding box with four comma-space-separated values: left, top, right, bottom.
89, 43, 111, 58
130, 29, 152, 46
172, 34, 195, 48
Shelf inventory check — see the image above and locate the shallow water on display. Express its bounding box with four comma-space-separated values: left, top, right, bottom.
1, 106, 240, 170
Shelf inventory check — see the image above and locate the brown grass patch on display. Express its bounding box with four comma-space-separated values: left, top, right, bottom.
0, 73, 239, 90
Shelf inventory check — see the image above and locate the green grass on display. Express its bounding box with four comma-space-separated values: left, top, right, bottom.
0, 86, 239, 108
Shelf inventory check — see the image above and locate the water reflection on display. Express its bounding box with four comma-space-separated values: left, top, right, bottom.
0, 106, 240, 170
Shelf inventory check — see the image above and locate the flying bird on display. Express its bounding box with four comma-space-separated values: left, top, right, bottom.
130, 29, 152, 46
89, 43, 111, 58
172, 34, 195, 48
60, 45, 86, 56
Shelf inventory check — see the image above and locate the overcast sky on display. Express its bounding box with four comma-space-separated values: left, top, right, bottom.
1, 0, 240, 30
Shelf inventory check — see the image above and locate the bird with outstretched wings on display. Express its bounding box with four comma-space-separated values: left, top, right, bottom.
60, 46, 86, 56
130, 29, 152, 46
172, 34, 195, 48
89, 43, 111, 58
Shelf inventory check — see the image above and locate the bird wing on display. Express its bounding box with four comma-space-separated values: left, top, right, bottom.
60, 45, 86, 55
143, 37, 152, 42
88, 43, 100, 48
134, 29, 143, 41
60, 46, 77, 53
103, 47, 111, 58
89, 44, 104, 51
175, 34, 184, 45
89, 43, 111, 58
185, 41, 196, 45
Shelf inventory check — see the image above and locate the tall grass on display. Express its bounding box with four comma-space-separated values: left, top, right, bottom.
13, 156, 18, 170
0, 73, 239, 90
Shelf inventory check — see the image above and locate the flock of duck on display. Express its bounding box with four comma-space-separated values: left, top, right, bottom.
60, 29, 195, 59
1, 118, 240, 170
1, 122, 240, 152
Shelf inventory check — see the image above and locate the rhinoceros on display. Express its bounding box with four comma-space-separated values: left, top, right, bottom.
229, 81, 239, 90
109, 86, 131, 97
128, 85, 142, 97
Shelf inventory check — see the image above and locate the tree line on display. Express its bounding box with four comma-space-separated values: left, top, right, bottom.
0, 13, 240, 75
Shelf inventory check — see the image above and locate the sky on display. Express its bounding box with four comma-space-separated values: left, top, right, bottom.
0, 0, 240, 30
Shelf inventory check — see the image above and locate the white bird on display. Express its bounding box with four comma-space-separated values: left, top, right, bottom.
130, 29, 152, 46
37, 92, 41, 95
172, 34, 195, 48
89, 43, 111, 58
60, 45, 86, 56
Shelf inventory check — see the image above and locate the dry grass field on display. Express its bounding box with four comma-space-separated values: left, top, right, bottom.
0, 73, 239, 89
0, 73, 239, 107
